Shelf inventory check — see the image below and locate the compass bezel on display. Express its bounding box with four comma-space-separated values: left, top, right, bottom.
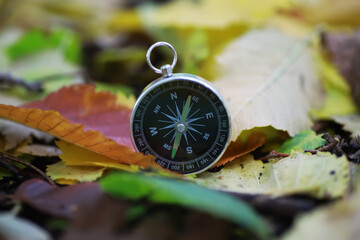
130, 73, 231, 175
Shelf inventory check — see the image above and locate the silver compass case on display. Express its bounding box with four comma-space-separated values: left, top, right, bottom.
130, 42, 231, 175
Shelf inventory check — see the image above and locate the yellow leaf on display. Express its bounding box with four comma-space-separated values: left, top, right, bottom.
300, 0, 360, 26
213, 29, 324, 142
281, 174, 360, 240
47, 161, 106, 183
55, 140, 138, 172
197, 151, 349, 199
141, 0, 291, 29
311, 52, 357, 118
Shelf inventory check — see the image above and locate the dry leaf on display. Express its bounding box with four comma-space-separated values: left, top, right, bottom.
0, 119, 53, 151
311, 51, 357, 118
213, 29, 324, 141
47, 161, 106, 183
215, 132, 266, 167
141, 0, 290, 29
24, 84, 134, 149
332, 115, 360, 138
17, 144, 62, 157
281, 179, 360, 240
14, 179, 103, 219
197, 151, 349, 199
299, 0, 360, 26
0, 84, 156, 169
322, 30, 360, 108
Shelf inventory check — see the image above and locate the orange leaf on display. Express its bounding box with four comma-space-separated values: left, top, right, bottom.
215, 132, 266, 167
0, 84, 156, 168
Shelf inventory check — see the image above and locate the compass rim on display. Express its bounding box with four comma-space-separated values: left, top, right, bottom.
130, 73, 231, 175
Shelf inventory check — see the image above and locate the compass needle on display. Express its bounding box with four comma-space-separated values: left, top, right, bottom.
171, 95, 192, 159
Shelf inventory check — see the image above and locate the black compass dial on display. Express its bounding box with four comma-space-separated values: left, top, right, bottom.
131, 76, 230, 174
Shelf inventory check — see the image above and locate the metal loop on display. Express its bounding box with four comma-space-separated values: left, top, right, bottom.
146, 41, 177, 74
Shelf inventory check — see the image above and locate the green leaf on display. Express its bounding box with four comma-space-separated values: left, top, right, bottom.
100, 172, 270, 239
278, 130, 326, 153
6, 28, 81, 64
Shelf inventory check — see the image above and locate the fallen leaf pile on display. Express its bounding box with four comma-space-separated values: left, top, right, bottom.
1, 0, 360, 239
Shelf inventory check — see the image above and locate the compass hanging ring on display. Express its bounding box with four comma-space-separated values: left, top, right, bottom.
131, 42, 231, 175
146, 41, 177, 76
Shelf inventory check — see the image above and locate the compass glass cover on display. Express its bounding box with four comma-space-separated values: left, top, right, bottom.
132, 78, 230, 174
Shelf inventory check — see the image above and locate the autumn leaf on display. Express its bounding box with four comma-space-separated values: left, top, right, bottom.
332, 115, 360, 137
298, 0, 360, 26
215, 131, 266, 167
197, 151, 349, 199
47, 161, 106, 183
0, 119, 53, 151
0, 84, 156, 169
311, 51, 357, 118
140, 0, 291, 29
14, 179, 102, 219
213, 29, 324, 143
281, 173, 360, 240
321, 30, 360, 108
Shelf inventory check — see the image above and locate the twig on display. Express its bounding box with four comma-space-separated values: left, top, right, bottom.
0, 152, 55, 185
259, 151, 289, 161
0, 71, 83, 92
0, 73, 42, 91
322, 133, 346, 155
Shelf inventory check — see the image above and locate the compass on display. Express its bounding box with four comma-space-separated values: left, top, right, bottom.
131, 42, 231, 174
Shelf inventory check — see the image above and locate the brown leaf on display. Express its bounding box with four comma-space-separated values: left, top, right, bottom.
14, 178, 102, 219
0, 84, 156, 168
24, 84, 133, 149
215, 132, 266, 167
61, 194, 129, 240
61, 195, 229, 240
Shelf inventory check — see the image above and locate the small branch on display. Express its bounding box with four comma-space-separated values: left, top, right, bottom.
0, 73, 42, 91
0, 71, 83, 92
0, 152, 55, 185
322, 133, 346, 155
259, 151, 290, 161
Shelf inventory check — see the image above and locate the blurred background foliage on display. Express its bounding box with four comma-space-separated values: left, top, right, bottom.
0, 0, 359, 101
